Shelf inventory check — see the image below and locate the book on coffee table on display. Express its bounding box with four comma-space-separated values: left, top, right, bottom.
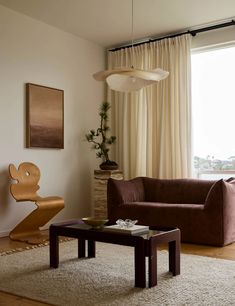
104, 224, 149, 234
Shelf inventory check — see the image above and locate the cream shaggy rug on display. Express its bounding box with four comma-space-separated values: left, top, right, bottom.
0, 240, 235, 306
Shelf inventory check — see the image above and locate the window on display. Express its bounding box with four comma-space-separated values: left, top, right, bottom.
192, 45, 235, 179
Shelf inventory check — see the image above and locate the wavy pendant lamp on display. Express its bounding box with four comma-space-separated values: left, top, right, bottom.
93, 0, 169, 92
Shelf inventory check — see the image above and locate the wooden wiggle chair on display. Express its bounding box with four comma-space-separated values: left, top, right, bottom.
9, 162, 64, 244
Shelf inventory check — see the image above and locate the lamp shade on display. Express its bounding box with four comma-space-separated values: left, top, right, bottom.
93, 67, 169, 92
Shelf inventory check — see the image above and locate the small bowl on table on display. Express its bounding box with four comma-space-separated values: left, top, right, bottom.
82, 217, 108, 229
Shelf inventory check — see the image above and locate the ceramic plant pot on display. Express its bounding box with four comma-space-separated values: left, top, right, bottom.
99, 160, 118, 170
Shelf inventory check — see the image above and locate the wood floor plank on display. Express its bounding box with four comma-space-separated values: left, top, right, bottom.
0, 291, 52, 306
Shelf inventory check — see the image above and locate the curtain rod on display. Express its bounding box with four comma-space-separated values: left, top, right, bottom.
109, 19, 235, 52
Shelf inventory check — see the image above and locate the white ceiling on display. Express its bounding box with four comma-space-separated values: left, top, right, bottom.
0, 0, 235, 48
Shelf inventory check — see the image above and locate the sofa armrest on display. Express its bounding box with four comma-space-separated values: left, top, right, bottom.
204, 179, 223, 211
205, 178, 235, 213
222, 179, 235, 244
107, 177, 145, 222
204, 179, 235, 245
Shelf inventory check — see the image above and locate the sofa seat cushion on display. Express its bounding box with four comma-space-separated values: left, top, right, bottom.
124, 201, 204, 210
118, 202, 204, 226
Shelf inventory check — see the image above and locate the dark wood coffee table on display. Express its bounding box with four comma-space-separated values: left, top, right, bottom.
49, 220, 180, 288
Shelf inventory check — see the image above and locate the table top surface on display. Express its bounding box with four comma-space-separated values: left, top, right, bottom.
50, 219, 179, 241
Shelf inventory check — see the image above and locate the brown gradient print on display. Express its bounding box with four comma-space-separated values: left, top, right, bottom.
26, 83, 64, 149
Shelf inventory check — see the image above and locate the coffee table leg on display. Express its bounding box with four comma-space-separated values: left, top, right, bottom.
169, 238, 180, 276
149, 241, 157, 287
134, 240, 146, 288
78, 239, 86, 258
49, 226, 59, 268
88, 240, 96, 258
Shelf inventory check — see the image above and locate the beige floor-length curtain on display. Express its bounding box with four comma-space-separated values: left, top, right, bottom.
107, 34, 192, 179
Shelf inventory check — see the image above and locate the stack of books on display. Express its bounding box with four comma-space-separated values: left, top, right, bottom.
104, 224, 149, 234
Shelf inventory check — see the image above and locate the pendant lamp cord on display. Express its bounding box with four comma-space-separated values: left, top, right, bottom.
131, 0, 134, 68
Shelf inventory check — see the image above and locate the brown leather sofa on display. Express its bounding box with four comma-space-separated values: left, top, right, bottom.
107, 177, 235, 246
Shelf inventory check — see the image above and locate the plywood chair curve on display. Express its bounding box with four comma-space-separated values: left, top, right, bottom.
9, 162, 64, 244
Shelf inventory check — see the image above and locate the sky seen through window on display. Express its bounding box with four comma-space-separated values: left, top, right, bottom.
192, 45, 235, 165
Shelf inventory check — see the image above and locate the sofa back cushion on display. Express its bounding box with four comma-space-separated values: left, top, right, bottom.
143, 177, 215, 204
108, 177, 145, 204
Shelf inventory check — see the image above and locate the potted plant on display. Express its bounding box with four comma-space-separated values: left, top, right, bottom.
85, 101, 118, 170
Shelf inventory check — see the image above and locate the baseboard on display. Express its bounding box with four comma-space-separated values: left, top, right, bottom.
0, 224, 50, 238
0, 230, 11, 238
0, 217, 73, 239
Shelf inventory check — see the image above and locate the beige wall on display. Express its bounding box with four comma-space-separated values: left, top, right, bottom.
192, 26, 235, 50
0, 5, 105, 236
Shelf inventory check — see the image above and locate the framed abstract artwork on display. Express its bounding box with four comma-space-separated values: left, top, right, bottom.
26, 83, 64, 149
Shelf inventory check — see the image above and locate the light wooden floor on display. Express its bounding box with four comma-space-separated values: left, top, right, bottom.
1, 234, 235, 306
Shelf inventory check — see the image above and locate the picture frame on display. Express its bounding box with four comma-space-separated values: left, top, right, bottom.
26, 83, 64, 149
